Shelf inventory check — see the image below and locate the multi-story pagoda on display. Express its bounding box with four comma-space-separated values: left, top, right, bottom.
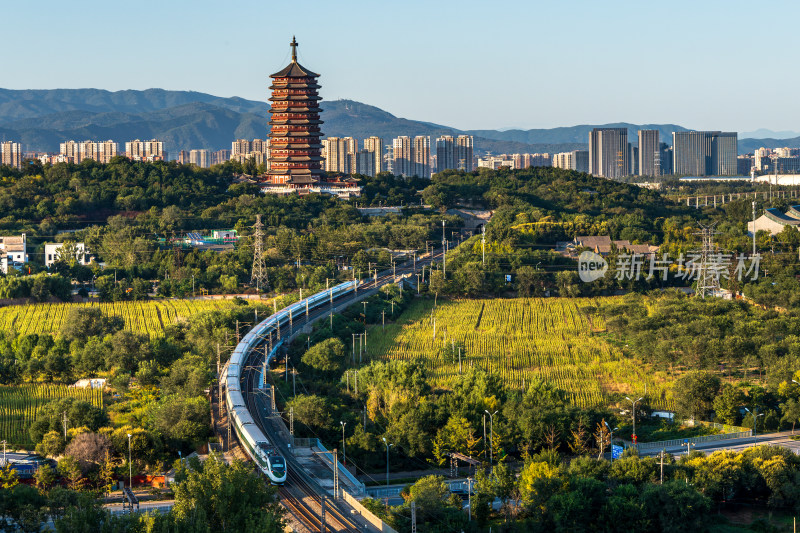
267, 37, 324, 186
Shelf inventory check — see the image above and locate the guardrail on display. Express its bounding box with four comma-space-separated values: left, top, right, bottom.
622, 429, 753, 451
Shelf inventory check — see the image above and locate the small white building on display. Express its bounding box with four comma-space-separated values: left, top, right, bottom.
72, 378, 106, 389
44, 242, 93, 268
0, 234, 27, 274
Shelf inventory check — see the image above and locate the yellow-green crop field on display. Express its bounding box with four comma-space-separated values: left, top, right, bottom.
0, 384, 104, 447
0, 299, 237, 338
366, 298, 672, 409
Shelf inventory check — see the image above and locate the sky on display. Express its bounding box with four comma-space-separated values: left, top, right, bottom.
5, 0, 800, 133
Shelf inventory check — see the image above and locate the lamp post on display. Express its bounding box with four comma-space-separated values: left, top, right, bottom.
467, 477, 473, 521
484, 410, 498, 474
744, 407, 764, 446
625, 396, 643, 446
604, 421, 618, 463
340, 421, 347, 466
382, 437, 393, 487
191, 275, 195, 297
1, 440, 5, 466
127, 433, 132, 490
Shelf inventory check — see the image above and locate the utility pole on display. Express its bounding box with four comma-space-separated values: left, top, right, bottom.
626, 396, 643, 446
660, 449, 665, 484
251, 214, 268, 292
485, 409, 497, 474
482, 225, 486, 266
333, 448, 339, 500
289, 407, 294, 437
442, 220, 446, 277
411, 501, 417, 533
382, 310, 385, 330
752, 200, 757, 256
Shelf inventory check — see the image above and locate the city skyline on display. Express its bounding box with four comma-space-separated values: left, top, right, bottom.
3, 0, 800, 133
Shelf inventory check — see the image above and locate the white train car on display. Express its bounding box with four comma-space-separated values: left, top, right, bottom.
223, 280, 360, 485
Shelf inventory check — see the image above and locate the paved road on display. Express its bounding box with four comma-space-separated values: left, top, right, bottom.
637, 430, 800, 457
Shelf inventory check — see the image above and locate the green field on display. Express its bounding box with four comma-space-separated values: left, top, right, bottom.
0, 384, 104, 448
0, 299, 238, 338
366, 297, 672, 408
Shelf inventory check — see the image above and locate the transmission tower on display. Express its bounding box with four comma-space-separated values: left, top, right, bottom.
251, 214, 269, 292
695, 223, 721, 299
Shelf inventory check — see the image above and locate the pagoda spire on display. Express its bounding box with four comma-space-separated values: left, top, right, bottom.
290, 36, 297, 62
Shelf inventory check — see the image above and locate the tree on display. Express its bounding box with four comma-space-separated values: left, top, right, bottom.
63, 432, 111, 473
713, 384, 745, 426
286, 395, 332, 433
36, 430, 66, 458
0, 462, 18, 489
518, 460, 562, 510
301, 338, 346, 375
34, 464, 56, 491
171, 455, 285, 532
59, 307, 123, 342
672, 371, 721, 421
58, 456, 84, 491
780, 397, 800, 433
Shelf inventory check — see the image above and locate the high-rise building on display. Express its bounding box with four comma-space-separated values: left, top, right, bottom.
573, 150, 589, 173
629, 144, 638, 176
737, 155, 754, 176
589, 128, 628, 178
0, 141, 22, 168
712, 132, 738, 176
232, 139, 251, 157
384, 144, 393, 174
659, 144, 673, 175
638, 130, 660, 177
392, 136, 412, 177
355, 150, 375, 177
436, 135, 456, 173
125, 139, 166, 161
267, 37, 324, 186
672, 131, 737, 176
212, 149, 231, 166
189, 149, 211, 168
321, 137, 355, 174
413, 136, 430, 178
552, 152, 573, 170
362, 137, 383, 176
177, 150, 190, 164
97, 140, 118, 163
456, 135, 474, 171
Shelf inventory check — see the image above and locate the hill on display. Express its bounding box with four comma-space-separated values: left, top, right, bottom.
0, 88, 778, 156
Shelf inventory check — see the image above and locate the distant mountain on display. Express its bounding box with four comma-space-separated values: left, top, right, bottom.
1, 88, 777, 158
739, 136, 800, 154
740, 128, 800, 140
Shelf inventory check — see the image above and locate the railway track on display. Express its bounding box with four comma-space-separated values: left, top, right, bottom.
233, 247, 446, 532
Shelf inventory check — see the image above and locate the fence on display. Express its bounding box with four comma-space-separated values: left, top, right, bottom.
622, 429, 753, 452
342, 490, 398, 533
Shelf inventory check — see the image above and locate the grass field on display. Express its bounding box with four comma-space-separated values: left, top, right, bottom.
366, 297, 672, 409
0, 384, 104, 448
0, 299, 238, 338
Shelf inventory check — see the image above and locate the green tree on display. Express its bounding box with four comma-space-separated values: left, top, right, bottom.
712, 384, 745, 426
286, 394, 332, 433
58, 456, 84, 491
35, 430, 66, 458
34, 463, 56, 491
780, 397, 800, 433
672, 371, 721, 421
171, 454, 285, 532
301, 338, 346, 375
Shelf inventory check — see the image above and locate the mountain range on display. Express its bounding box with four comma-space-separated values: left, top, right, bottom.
0, 88, 793, 157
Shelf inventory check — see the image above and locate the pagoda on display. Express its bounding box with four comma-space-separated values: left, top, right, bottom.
267, 37, 324, 186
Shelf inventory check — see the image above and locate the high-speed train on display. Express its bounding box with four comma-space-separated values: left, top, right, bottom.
224, 280, 360, 484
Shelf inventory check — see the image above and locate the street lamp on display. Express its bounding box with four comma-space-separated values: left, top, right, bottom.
127, 433, 132, 490
191, 274, 195, 297
744, 407, 764, 446
340, 421, 347, 466
382, 437, 393, 487
1, 440, 5, 466
604, 421, 618, 463
484, 410, 498, 474
625, 396, 644, 446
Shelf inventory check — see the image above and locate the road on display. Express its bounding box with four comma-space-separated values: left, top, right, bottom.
237, 247, 445, 532
637, 430, 800, 457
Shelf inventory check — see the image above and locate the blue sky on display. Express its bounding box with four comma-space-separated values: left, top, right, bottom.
5, 0, 799, 132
